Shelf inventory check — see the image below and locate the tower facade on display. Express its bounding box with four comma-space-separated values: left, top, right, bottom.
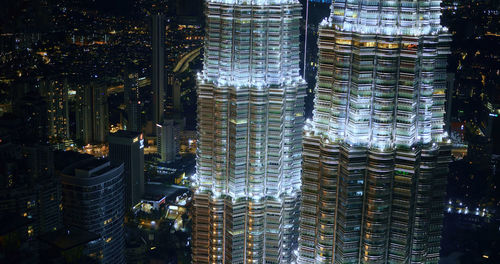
298, 0, 452, 263
192, 0, 306, 263
152, 14, 165, 127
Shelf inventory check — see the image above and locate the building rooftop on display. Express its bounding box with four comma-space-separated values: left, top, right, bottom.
109, 130, 141, 139
143, 183, 188, 203
39, 226, 100, 251
53, 150, 93, 171
61, 157, 123, 181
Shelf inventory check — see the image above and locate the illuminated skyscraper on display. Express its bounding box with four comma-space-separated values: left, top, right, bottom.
298, 0, 452, 263
191, 0, 306, 263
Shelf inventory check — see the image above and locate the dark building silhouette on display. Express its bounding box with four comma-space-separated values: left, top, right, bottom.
152, 14, 165, 128
124, 71, 142, 133
108, 130, 145, 209
75, 80, 109, 145
60, 158, 125, 263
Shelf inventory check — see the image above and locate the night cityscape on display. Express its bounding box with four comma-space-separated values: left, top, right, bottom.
0, 0, 498, 263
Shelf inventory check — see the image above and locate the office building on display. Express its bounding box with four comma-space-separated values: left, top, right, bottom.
191, 0, 306, 263
75, 80, 109, 145
109, 130, 145, 208
152, 14, 166, 127
156, 119, 180, 163
60, 158, 125, 263
298, 0, 452, 263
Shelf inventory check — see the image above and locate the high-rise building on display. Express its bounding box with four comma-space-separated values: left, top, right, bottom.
445, 73, 455, 134
152, 14, 165, 127
75, 80, 109, 145
167, 72, 183, 116
298, 0, 452, 263
124, 71, 142, 132
0, 142, 62, 236
60, 158, 125, 264
44, 78, 70, 144
156, 118, 180, 163
109, 130, 145, 208
13, 92, 48, 143
191, 1, 306, 263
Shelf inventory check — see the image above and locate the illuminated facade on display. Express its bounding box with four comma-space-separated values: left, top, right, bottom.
192, 0, 306, 263
298, 0, 452, 263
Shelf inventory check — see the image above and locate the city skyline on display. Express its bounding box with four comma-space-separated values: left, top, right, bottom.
0, 0, 498, 263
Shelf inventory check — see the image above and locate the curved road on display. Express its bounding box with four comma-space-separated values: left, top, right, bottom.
173, 47, 202, 73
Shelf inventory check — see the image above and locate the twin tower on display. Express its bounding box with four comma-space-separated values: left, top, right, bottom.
192, 0, 451, 263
